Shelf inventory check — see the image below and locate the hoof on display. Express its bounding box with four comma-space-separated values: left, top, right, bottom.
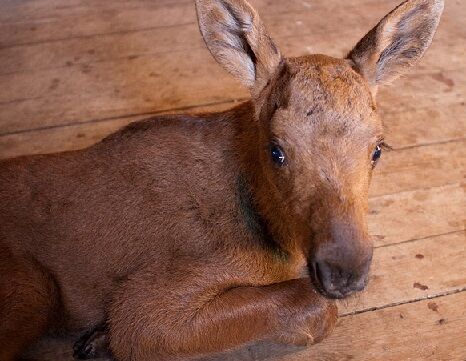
73, 324, 111, 360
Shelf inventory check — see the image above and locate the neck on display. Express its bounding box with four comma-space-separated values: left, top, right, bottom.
236, 173, 288, 261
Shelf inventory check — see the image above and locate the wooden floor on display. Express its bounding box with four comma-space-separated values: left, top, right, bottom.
1, 0, 465, 360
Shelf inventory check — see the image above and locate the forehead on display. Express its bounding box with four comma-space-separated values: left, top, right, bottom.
279, 55, 381, 140
287, 55, 374, 112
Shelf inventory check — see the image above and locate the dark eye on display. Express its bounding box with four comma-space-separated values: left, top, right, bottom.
371, 145, 382, 165
271, 144, 286, 166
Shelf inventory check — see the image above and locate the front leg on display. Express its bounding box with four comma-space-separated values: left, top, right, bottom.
108, 277, 337, 361
73, 324, 110, 360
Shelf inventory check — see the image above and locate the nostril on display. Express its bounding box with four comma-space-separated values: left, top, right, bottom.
314, 261, 332, 288
310, 257, 370, 298
345, 270, 356, 287
331, 267, 352, 288
314, 262, 323, 285
319, 262, 355, 287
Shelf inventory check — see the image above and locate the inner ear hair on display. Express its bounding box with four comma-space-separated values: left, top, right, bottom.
348, 0, 444, 87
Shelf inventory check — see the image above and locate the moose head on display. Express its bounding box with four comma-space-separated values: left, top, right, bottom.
196, 0, 443, 298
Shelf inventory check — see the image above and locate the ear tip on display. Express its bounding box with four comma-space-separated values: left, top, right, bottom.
427, 0, 445, 26
394, 0, 444, 27
430, 0, 445, 7
399, 0, 444, 13
194, 0, 216, 15
411, 0, 445, 14
194, 0, 204, 8
435, 0, 445, 15
429, 0, 445, 14
195, 0, 212, 5
194, 0, 206, 16
408, 0, 443, 5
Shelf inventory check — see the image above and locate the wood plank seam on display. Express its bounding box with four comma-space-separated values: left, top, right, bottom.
0, 95, 43, 106
1, 39, 461, 77
372, 181, 464, 199
0, 99, 463, 139
388, 138, 465, 151
0, 22, 196, 51
373, 229, 465, 250
370, 182, 462, 199
0, 98, 248, 137
340, 286, 466, 317
0, 0, 400, 49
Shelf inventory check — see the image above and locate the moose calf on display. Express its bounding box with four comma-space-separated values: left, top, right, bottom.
0, 0, 443, 360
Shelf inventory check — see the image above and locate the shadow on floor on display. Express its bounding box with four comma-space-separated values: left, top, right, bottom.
23, 334, 306, 361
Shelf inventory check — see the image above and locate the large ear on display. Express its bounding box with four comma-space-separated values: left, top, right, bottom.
195, 0, 283, 94
348, 0, 444, 89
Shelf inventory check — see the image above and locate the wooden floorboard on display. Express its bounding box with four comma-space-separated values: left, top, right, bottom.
0, 68, 464, 136
277, 291, 466, 361
0, 1, 464, 135
1, 0, 464, 48
0, 2, 463, 76
341, 230, 466, 315
368, 183, 464, 247
0, 1, 402, 46
0, 0, 465, 360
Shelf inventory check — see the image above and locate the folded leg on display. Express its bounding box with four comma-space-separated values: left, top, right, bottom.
108, 275, 337, 361
0, 248, 60, 361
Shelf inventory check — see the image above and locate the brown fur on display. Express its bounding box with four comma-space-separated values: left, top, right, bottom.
0, 0, 443, 360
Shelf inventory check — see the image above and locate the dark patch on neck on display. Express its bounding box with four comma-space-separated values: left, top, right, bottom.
236, 175, 288, 261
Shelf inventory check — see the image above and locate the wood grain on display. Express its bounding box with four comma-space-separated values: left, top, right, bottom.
0, 67, 463, 136
341, 231, 466, 315
369, 183, 464, 247
0, 1, 403, 46
276, 291, 466, 361
1, 0, 463, 48
370, 140, 466, 197
0, 0, 464, 135
0, 1, 463, 76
